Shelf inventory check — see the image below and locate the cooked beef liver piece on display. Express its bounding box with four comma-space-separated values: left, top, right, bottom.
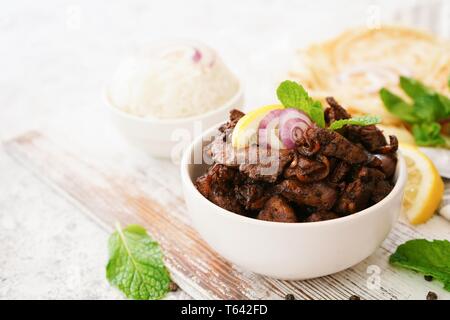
238, 149, 294, 183
195, 171, 213, 198
367, 154, 397, 178
324, 97, 351, 125
376, 135, 398, 154
305, 211, 340, 222
335, 179, 371, 215
284, 154, 330, 182
329, 160, 351, 183
346, 125, 387, 152
195, 164, 236, 198
298, 127, 368, 163
275, 179, 337, 210
257, 195, 297, 223
194, 164, 245, 215
218, 109, 245, 132
209, 191, 245, 215
235, 182, 270, 211
208, 129, 240, 167
371, 180, 393, 203
209, 109, 245, 165
213, 163, 240, 184
209, 129, 294, 182
335, 167, 385, 215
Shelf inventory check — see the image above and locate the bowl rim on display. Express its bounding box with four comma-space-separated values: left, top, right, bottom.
103, 79, 244, 125
181, 123, 408, 229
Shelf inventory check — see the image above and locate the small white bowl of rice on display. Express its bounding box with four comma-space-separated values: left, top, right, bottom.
105, 41, 244, 160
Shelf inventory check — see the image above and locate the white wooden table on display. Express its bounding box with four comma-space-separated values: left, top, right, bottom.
0, 0, 448, 300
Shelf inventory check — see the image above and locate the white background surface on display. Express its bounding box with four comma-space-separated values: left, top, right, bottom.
0, 0, 447, 299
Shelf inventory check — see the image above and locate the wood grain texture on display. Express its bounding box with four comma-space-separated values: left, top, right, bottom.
4, 131, 450, 300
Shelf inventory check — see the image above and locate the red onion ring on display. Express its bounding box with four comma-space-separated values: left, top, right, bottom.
279, 118, 310, 149
258, 110, 283, 148
279, 108, 312, 127
257, 108, 313, 149
259, 109, 283, 129
279, 109, 312, 149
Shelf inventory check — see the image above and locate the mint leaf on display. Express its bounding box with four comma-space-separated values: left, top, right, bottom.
380, 75, 450, 147
438, 94, 450, 117
329, 115, 381, 130
379, 88, 418, 123
276, 80, 310, 108
399, 76, 432, 100
106, 223, 170, 300
398, 76, 450, 121
309, 100, 326, 128
389, 239, 450, 291
412, 122, 446, 147
277, 80, 325, 127
413, 95, 445, 122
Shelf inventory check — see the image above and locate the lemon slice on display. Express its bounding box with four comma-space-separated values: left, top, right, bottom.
400, 143, 444, 224
231, 104, 284, 149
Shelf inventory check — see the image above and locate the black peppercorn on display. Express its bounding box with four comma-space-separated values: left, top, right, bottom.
426, 291, 438, 300
169, 281, 179, 292
285, 294, 295, 300
349, 295, 361, 300
424, 275, 433, 282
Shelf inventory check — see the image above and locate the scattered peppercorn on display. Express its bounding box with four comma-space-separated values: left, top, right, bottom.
424, 275, 433, 282
285, 294, 295, 300
426, 291, 438, 300
349, 295, 361, 300
169, 281, 179, 292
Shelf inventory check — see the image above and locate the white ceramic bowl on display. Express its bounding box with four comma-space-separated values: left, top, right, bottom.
181, 124, 407, 280
104, 84, 244, 159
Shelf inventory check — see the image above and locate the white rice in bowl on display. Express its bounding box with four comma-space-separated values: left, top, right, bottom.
108, 42, 240, 119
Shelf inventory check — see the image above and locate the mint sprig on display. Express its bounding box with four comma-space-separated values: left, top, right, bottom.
106, 223, 171, 300
390, 239, 450, 292
412, 122, 446, 147
379, 88, 419, 123
380, 75, 450, 148
277, 80, 325, 127
329, 115, 381, 130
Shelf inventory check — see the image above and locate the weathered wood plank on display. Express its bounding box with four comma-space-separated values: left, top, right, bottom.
4, 131, 450, 300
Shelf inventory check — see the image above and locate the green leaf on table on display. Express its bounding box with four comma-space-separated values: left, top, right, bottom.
329, 115, 381, 130
389, 239, 450, 292
379, 88, 418, 123
412, 122, 446, 147
277, 80, 325, 127
106, 223, 171, 300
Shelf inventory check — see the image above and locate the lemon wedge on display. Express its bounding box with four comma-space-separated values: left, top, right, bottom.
400, 143, 444, 224
231, 104, 284, 149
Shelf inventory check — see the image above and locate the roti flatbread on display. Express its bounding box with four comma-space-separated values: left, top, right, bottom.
288, 26, 450, 125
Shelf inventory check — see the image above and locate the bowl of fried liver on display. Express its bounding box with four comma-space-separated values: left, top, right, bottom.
181, 100, 407, 280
